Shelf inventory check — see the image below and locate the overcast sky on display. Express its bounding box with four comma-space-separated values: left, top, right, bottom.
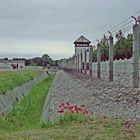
0, 0, 140, 60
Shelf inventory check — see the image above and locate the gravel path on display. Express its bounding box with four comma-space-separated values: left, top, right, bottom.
41, 70, 140, 122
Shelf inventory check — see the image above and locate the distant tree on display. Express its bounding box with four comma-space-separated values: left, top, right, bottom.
3, 58, 8, 60
24, 54, 53, 66
114, 32, 133, 60
92, 32, 133, 62
41, 54, 52, 66
55, 60, 58, 66
115, 30, 123, 41
25, 59, 31, 66
0, 58, 8, 61
125, 33, 133, 59
12, 58, 25, 61
92, 49, 97, 62
100, 36, 109, 61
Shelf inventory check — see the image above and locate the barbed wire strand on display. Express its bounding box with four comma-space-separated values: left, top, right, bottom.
93, 10, 140, 43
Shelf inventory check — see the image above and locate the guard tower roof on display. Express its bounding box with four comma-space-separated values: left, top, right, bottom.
74, 35, 91, 44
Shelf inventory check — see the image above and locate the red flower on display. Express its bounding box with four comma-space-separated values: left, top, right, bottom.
73, 105, 79, 113
78, 107, 83, 112
82, 108, 88, 114
58, 102, 65, 108
80, 104, 86, 108
57, 109, 64, 113
101, 115, 108, 120
57, 101, 89, 115
64, 104, 74, 113
66, 102, 70, 106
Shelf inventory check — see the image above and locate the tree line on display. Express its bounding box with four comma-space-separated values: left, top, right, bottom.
1, 54, 58, 67
92, 31, 133, 62
25, 54, 58, 67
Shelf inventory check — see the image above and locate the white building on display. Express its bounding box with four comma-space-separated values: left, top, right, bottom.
0, 60, 25, 70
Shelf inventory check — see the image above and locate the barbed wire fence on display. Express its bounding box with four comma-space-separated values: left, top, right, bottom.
91, 10, 140, 90
59, 10, 140, 99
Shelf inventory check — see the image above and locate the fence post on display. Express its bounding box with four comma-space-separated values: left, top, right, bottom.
108, 35, 114, 82
84, 50, 87, 75
80, 53, 83, 73
97, 43, 101, 78
133, 17, 140, 88
89, 45, 93, 76
75, 55, 78, 72
78, 54, 79, 72
75, 56, 77, 72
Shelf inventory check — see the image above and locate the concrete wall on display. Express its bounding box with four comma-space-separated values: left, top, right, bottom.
92, 58, 133, 79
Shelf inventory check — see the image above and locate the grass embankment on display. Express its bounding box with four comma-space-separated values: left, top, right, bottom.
0, 69, 44, 94
0, 75, 54, 133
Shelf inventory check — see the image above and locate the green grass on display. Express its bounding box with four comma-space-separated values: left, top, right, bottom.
0, 73, 139, 140
1, 117, 140, 140
0, 69, 44, 94
0, 75, 54, 133
39, 113, 140, 140
41, 112, 89, 129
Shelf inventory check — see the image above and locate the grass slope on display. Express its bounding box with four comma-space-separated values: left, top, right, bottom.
0, 75, 54, 133
0, 69, 44, 94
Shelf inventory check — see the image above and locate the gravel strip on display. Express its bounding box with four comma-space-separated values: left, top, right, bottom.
41, 70, 140, 122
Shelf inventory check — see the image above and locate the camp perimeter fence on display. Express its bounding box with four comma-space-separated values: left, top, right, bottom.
92, 58, 133, 87
58, 12, 140, 89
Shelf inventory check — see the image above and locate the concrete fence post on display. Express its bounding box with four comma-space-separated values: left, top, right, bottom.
97, 43, 101, 78
84, 50, 87, 75
133, 20, 140, 88
89, 45, 93, 76
78, 54, 79, 72
75, 55, 78, 72
80, 53, 83, 73
73, 57, 75, 70
109, 36, 114, 82
76, 55, 77, 72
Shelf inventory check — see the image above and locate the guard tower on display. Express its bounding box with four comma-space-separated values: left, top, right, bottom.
74, 35, 91, 74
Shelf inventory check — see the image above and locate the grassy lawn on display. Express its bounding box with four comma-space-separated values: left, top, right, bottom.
0, 75, 54, 133
0, 69, 44, 94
